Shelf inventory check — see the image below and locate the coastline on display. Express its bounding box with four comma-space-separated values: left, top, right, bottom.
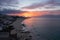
0, 14, 32, 40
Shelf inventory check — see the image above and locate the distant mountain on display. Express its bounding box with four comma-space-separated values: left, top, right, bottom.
33, 15, 60, 18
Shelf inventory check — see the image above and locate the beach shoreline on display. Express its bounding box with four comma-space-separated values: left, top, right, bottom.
0, 14, 32, 40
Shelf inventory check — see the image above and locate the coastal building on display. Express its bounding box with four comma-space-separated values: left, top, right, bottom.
0, 14, 32, 40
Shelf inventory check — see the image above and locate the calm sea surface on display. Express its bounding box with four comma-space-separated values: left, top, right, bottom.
22, 18, 60, 40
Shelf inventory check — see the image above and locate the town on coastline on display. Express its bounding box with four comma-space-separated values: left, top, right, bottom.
0, 14, 32, 40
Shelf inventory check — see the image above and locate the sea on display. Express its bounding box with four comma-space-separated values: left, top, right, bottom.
22, 17, 60, 40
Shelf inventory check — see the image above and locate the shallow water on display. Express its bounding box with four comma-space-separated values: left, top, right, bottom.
23, 18, 60, 40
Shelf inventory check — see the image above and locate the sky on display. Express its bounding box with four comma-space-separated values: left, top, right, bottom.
0, 0, 60, 11
0, 0, 60, 16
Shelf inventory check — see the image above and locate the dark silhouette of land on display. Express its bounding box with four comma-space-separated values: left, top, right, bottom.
0, 14, 32, 40
33, 15, 60, 18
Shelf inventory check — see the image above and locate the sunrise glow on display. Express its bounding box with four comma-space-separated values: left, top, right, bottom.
7, 11, 49, 17
20, 11, 48, 17
20, 12, 34, 17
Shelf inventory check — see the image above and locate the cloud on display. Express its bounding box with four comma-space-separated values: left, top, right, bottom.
0, 9, 24, 14
0, 0, 20, 10
22, 3, 44, 9
0, 0, 18, 6
21, 0, 60, 11
21, 6, 60, 11
0, 0, 60, 12
7, 10, 60, 17
0, 0, 50, 10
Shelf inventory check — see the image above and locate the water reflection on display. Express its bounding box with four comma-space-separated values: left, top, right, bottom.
22, 18, 60, 40
22, 18, 35, 29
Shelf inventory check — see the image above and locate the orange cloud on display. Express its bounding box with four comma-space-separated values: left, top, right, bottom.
7, 10, 60, 17
20, 11, 48, 17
